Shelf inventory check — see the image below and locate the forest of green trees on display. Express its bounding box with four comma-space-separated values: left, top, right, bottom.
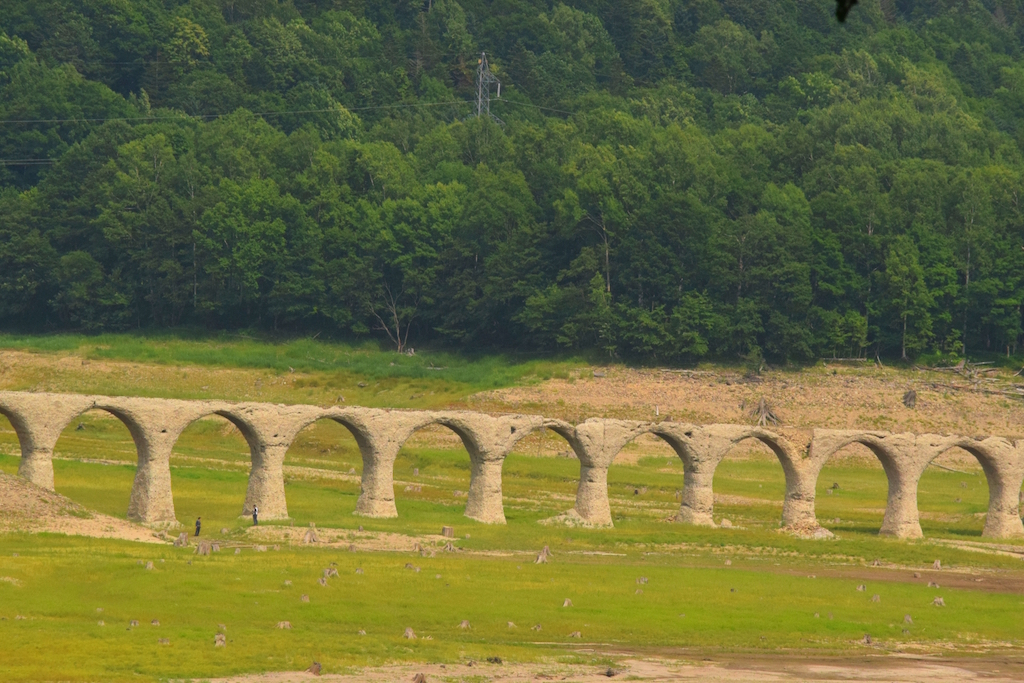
2, 0, 1024, 363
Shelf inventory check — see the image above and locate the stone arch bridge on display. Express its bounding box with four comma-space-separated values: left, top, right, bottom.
1, 391, 1022, 539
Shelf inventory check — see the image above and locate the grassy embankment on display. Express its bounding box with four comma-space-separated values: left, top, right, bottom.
0, 332, 582, 408
0, 334, 1022, 681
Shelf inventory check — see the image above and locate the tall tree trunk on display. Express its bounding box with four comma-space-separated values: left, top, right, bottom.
901, 314, 908, 360
602, 227, 611, 294
963, 242, 971, 356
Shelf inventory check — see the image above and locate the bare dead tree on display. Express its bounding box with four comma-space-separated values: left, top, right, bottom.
368, 281, 418, 353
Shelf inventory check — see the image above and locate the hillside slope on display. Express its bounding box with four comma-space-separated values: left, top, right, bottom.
2, 1, 1024, 364
0, 472, 161, 543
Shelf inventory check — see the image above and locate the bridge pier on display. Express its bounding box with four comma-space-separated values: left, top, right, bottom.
980, 438, 1024, 538
328, 409, 434, 519
111, 401, 217, 525
229, 403, 325, 521
547, 419, 651, 527
454, 414, 546, 524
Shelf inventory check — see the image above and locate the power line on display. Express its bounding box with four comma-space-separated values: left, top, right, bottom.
0, 159, 57, 165
0, 100, 472, 126
496, 99, 573, 116
0, 96, 575, 135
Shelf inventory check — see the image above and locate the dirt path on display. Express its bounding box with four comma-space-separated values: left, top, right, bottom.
770, 564, 1024, 594
209, 652, 1024, 682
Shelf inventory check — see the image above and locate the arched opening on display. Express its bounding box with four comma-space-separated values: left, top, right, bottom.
279, 417, 364, 526
710, 436, 789, 529
170, 413, 255, 533
608, 432, 686, 525
814, 441, 890, 536
503, 426, 586, 523
0, 411, 19, 476
388, 421, 474, 526
51, 408, 138, 517
917, 446, 989, 538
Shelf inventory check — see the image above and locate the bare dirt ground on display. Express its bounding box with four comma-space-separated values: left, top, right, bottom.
247, 524, 453, 553
476, 365, 1024, 434
0, 472, 161, 543
210, 653, 1024, 682
473, 365, 1024, 459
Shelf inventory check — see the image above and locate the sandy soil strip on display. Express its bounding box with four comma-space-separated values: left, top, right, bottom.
208, 653, 1024, 682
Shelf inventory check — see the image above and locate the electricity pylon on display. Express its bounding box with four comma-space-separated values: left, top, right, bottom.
475, 52, 503, 124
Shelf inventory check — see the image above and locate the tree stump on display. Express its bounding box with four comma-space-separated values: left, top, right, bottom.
903, 389, 917, 408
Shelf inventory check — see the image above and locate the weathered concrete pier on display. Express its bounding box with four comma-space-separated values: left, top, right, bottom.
1, 390, 1021, 538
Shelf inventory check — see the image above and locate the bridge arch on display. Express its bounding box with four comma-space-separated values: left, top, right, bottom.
919, 437, 1023, 539
638, 424, 801, 529
808, 431, 925, 538
48, 406, 143, 519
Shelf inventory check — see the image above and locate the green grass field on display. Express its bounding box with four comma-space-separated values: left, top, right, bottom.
1, 336, 1023, 681
3, 531, 1022, 682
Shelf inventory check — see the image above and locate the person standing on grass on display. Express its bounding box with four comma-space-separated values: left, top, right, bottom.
252, 505, 258, 526
194, 517, 201, 536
